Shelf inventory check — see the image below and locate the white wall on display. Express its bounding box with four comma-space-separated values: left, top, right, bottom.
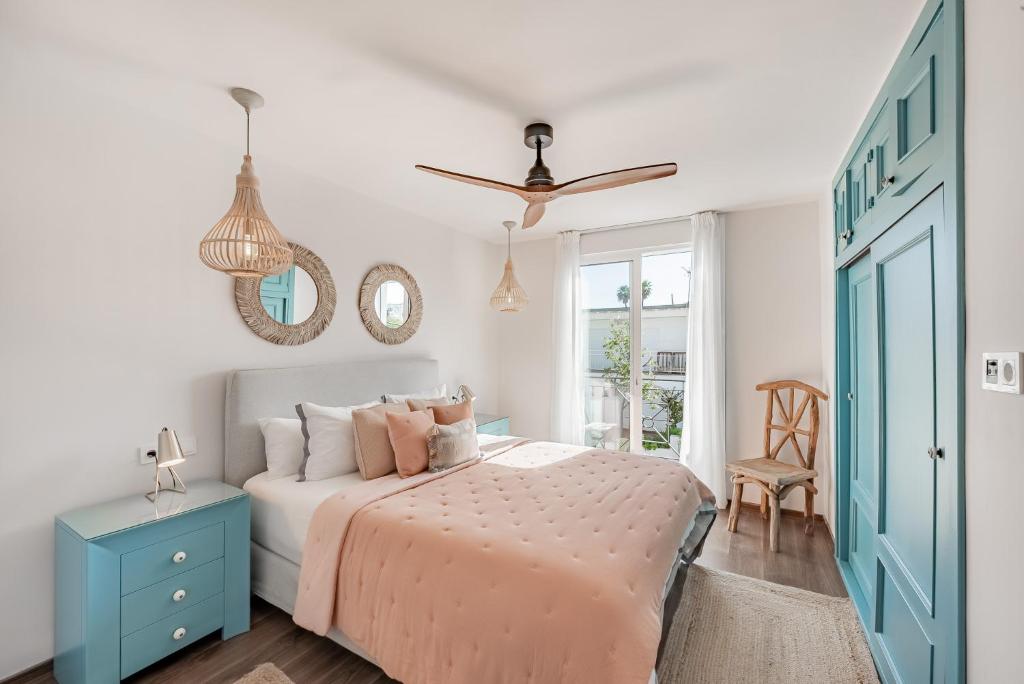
723, 203, 826, 515
497, 238, 556, 440
0, 35, 502, 678
963, 1, 1024, 680
817, 190, 837, 529
500, 202, 826, 515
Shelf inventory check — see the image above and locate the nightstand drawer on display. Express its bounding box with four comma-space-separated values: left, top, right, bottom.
120, 593, 224, 678
121, 523, 224, 594
121, 557, 224, 635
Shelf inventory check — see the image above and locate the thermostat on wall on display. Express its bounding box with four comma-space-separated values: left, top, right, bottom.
982, 352, 1023, 394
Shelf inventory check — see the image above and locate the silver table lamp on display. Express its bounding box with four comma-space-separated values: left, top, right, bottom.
146, 427, 187, 501
456, 385, 477, 403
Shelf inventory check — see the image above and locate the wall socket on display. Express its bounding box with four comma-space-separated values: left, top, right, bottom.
138, 435, 198, 464
982, 352, 1023, 394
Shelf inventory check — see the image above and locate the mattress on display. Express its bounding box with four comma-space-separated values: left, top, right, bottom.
244, 471, 363, 564
243, 433, 510, 564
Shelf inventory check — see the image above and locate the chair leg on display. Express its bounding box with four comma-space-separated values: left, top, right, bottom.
769, 490, 781, 552
760, 492, 769, 520
728, 480, 743, 532
804, 487, 815, 536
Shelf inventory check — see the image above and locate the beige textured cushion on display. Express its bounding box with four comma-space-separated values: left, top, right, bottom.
406, 396, 451, 411
352, 403, 409, 479
427, 418, 479, 473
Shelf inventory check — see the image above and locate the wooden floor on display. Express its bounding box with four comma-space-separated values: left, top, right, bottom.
9, 508, 844, 684
701, 506, 846, 597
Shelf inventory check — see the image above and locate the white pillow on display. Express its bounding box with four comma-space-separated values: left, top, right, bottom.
258, 418, 304, 480
382, 384, 447, 403
295, 400, 381, 481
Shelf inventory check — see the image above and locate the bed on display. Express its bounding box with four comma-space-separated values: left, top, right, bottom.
225, 358, 716, 684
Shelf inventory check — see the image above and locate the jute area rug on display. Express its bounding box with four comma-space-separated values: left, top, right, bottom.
234, 663, 294, 684
657, 565, 879, 683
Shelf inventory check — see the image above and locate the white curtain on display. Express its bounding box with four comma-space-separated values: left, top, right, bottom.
551, 231, 586, 445
682, 211, 728, 507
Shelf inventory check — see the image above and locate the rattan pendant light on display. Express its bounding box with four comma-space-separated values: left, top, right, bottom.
199, 88, 293, 278
490, 221, 528, 312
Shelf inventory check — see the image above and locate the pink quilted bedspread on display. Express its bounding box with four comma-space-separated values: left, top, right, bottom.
293, 440, 712, 684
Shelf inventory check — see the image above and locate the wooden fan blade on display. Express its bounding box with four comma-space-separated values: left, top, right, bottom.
523, 202, 546, 229
415, 165, 528, 197
554, 163, 677, 196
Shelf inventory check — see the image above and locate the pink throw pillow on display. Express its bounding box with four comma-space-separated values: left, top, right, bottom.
431, 400, 474, 426
386, 409, 435, 478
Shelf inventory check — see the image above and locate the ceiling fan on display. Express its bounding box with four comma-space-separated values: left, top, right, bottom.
415, 123, 677, 229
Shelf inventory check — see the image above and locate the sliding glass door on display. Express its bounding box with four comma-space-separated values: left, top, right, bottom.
580, 248, 691, 457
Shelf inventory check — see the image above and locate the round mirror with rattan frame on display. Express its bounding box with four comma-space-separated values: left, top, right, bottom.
234, 242, 336, 345
358, 264, 423, 345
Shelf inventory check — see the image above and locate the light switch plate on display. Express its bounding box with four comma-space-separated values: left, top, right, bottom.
982, 352, 1023, 394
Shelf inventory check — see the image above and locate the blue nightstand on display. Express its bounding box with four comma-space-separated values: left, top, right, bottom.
476, 413, 510, 436
54, 480, 250, 683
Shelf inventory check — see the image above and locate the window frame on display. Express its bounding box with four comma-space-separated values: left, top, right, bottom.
580, 242, 691, 453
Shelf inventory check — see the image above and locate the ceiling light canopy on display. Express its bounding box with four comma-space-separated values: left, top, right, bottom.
199, 88, 293, 278
490, 221, 528, 312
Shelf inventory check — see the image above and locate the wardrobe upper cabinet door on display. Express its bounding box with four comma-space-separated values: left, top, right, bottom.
838, 103, 888, 258
888, 8, 945, 210
834, 171, 851, 255
840, 137, 873, 256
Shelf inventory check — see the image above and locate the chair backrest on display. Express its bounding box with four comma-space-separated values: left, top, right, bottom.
757, 380, 829, 470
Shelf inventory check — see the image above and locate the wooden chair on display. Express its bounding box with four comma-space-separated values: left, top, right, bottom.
725, 380, 828, 552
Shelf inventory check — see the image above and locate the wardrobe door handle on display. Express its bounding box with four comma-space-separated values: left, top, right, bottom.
881, 175, 895, 190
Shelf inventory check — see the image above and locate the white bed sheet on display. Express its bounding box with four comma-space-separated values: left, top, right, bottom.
244, 470, 364, 564
243, 434, 511, 564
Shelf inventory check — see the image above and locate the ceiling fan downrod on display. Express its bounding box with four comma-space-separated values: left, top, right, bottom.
524, 122, 554, 186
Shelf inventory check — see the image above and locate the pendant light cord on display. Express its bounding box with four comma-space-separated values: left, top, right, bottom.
245, 109, 251, 156
507, 224, 512, 258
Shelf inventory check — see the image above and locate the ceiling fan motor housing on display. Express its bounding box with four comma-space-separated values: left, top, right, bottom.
523, 122, 554, 185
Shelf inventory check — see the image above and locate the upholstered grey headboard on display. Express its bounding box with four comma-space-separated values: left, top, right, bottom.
224, 357, 439, 487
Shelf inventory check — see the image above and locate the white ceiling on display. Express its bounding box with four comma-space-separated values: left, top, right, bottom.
4, 0, 924, 242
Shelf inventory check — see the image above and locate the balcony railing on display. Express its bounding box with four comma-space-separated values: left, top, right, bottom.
584, 371, 685, 458
654, 351, 686, 374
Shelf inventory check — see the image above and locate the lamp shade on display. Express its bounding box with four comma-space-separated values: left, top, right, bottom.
199, 154, 293, 277
156, 428, 186, 468
490, 259, 528, 312
490, 220, 528, 312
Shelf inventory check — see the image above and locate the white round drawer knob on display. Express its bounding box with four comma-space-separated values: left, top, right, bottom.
172, 551, 187, 564
172, 627, 187, 641
172, 589, 186, 602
